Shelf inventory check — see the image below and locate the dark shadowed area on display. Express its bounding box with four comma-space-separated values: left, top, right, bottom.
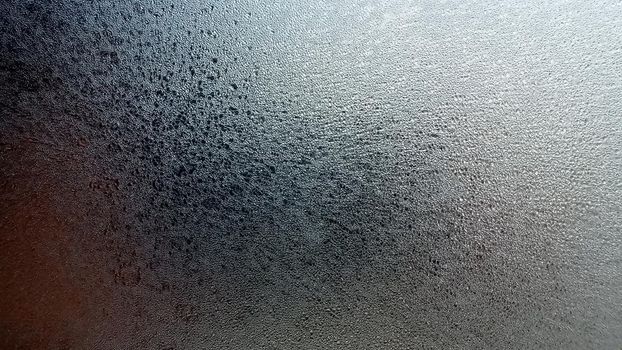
1, 1, 621, 349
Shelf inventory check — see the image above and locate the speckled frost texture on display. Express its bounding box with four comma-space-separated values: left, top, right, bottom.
1, 0, 621, 349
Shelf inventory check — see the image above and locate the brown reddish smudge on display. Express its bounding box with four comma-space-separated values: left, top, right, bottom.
0, 139, 100, 349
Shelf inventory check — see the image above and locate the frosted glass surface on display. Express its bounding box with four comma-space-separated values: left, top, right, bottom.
1, 1, 621, 349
